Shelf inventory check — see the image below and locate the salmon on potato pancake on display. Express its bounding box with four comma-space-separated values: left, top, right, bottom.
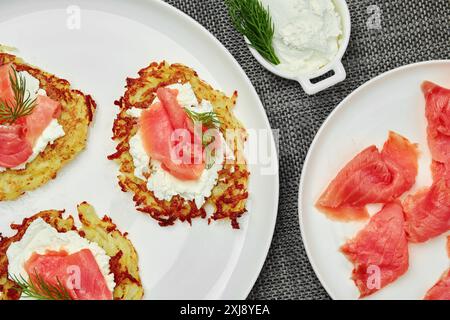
0, 53, 96, 201
109, 61, 249, 228
0, 202, 143, 300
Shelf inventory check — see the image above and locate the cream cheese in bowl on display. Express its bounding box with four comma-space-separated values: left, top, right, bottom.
265, 0, 343, 75
250, 0, 351, 95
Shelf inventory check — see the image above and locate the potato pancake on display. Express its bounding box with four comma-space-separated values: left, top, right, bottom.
109, 62, 249, 228
0, 53, 96, 201
0, 202, 144, 300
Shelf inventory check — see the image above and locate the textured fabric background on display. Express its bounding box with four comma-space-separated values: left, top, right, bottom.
165, 0, 450, 299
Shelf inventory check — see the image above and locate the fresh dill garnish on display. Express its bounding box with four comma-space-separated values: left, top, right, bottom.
10, 271, 73, 300
0, 67, 37, 124
225, 0, 280, 65
184, 107, 221, 129
184, 108, 221, 170
203, 131, 218, 170
205, 148, 216, 170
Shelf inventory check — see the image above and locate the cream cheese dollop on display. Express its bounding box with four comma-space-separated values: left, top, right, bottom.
20, 71, 47, 98
261, 0, 342, 75
6, 218, 116, 293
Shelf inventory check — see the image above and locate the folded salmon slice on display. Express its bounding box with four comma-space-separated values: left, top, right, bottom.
316, 132, 418, 221
341, 202, 409, 298
0, 63, 15, 108
402, 82, 450, 243
424, 270, 450, 300
0, 66, 33, 167
140, 103, 173, 163
0, 63, 61, 168
156, 87, 189, 129
0, 124, 33, 168
25, 249, 112, 300
24, 95, 61, 145
423, 81, 450, 164
403, 178, 450, 243
140, 88, 205, 181
424, 236, 450, 300
431, 161, 446, 181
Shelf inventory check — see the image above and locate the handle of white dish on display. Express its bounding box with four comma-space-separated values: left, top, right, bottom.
299, 61, 347, 95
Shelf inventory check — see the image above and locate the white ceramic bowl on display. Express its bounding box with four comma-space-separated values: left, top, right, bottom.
249, 0, 351, 95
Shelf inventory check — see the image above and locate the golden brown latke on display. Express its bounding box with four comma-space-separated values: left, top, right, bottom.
0, 202, 143, 300
0, 53, 96, 201
109, 61, 249, 228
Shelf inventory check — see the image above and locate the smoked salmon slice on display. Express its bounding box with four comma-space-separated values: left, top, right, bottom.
403, 178, 450, 243
0, 63, 34, 168
424, 270, 450, 300
25, 249, 112, 300
431, 161, 446, 181
0, 63, 15, 108
156, 87, 189, 130
24, 95, 61, 145
424, 236, 450, 300
0, 124, 32, 168
140, 88, 205, 181
140, 103, 173, 163
161, 160, 205, 181
0, 63, 62, 168
341, 202, 409, 298
316, 132, 418, 221
401, 82, 450, 243
423, 81, 450, 164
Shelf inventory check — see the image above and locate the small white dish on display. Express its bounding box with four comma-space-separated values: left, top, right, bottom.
249, 0, 351, 95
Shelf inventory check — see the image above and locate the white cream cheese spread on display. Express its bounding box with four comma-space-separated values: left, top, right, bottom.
261, 0, 343, 75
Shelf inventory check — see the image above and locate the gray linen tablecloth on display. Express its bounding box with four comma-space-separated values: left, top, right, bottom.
165, 0, 450, 300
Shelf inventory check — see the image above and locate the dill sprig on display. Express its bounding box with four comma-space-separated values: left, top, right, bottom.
225, 0, 280, 65
204, 131, 219, 170
10, 271, 73, 300
184, 107, 221, 129
184, 108, 221, 170
205, 146, 217, 170
0, 67, 37, 124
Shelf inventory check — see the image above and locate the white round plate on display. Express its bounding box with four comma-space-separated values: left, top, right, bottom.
299, 61, 450, 300
0, 0, 279, 299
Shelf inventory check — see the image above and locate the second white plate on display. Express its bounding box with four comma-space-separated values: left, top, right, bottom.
299, 60, 450, 300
